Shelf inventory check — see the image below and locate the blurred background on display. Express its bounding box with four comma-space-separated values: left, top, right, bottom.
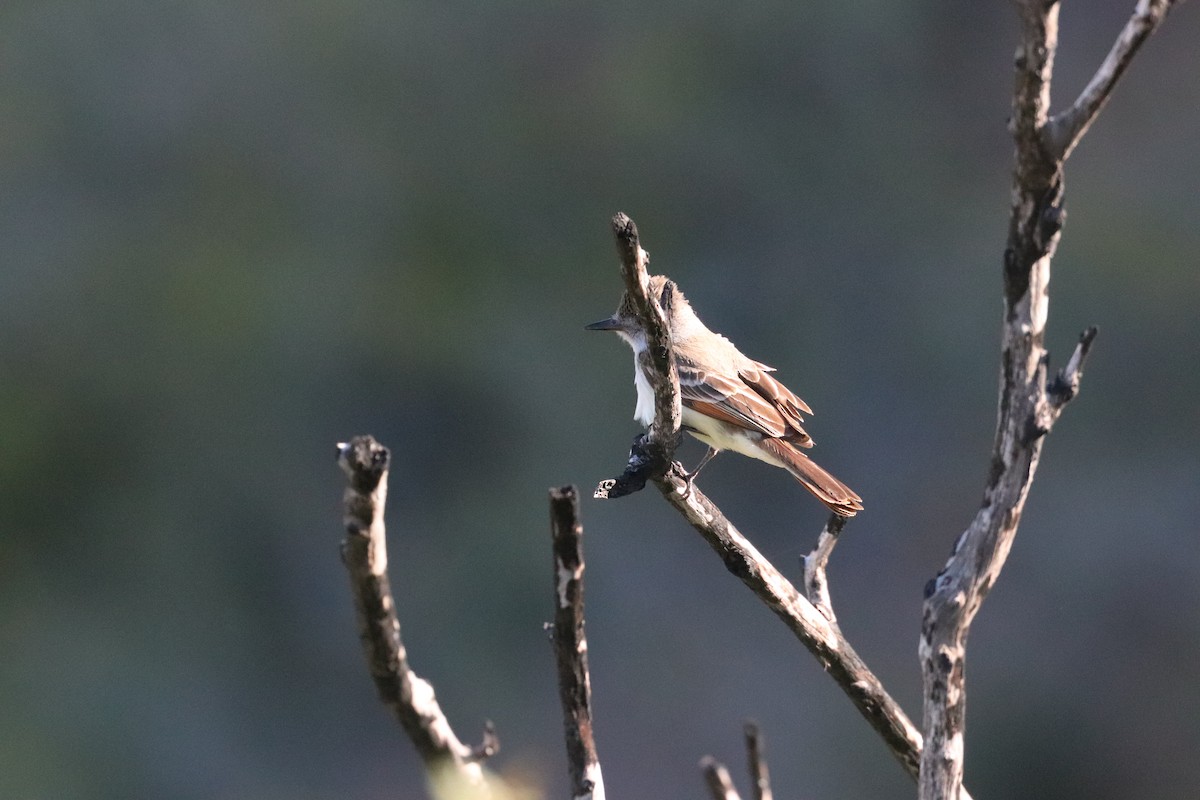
2, 2, 1198, 798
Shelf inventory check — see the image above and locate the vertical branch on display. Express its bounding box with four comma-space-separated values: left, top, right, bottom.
743, 722, 773, 800
918, 2, 1171, 797
336, 436, 496, 792
918, 1, 1066, 792
549, 486, 606, 800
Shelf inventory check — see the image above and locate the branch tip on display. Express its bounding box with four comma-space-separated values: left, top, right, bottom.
611, 211, 637, 241
336, 434, 390, 490
467, 720, 500, 762
743, 721, 773, 800
1049, 325, 1099, 408
700, 757, 742, 800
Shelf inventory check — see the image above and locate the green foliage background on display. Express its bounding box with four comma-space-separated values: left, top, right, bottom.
2, 3, 1198, 798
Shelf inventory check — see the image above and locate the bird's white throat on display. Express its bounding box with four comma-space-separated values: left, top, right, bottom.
623, 335, 657, 427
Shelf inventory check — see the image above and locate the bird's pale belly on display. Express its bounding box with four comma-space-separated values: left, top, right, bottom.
681, 406, 788, 470
633, 359, 786, 470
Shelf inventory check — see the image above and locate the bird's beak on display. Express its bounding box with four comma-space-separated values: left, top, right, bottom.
585, 316, 622, 331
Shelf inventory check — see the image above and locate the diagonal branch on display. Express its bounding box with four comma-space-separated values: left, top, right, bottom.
655, 466, 929, 782
700, 757, 743, 800
336, 436, 496, 791
593, 214, 973, 796
1043, 0, 1178, 161
549, 486, 606, 800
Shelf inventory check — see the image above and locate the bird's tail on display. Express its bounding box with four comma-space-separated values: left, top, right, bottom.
758, 438, 863, 517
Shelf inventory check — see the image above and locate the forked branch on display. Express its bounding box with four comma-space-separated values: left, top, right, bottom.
918, 2, 1172, 797
1044, 0, 1177, 160
700, 722, 774, 800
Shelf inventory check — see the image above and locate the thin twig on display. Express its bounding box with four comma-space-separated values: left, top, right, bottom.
743, 721, 773, 800
1049, 326, 1099, 410
549, 486, 606, 800
700, 757, 743, 800
802, 514, 848, 624
336, 436, 494, 790
1044, 0, 1177, 161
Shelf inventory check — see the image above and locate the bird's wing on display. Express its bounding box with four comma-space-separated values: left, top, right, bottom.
740, 363, 813, 422
677, 354, 814, 447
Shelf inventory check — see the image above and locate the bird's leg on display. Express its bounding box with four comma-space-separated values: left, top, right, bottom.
679, 447, 718, 498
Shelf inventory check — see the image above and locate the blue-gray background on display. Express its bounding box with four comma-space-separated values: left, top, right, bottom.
3, 3, 1198, 798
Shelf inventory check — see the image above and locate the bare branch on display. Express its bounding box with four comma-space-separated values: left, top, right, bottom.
700, 757, 743, 800
802, 514, 848, 624
655, 465, 928, 783
1044, 0, 1177, 161
549, 486, 606, 800
743, 721, 773, 800
1008, 0, 1059, 189
918, 0, 1176, 795
594, 213, 681, 498
1049, 325, 1099, 410
336, 436, 493, 789
919, 0, 1063, 779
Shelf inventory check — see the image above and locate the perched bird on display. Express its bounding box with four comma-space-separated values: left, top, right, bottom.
587, 275, 862, 517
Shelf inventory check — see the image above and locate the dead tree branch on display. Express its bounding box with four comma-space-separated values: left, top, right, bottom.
918, 3, 1174, 798
802, 514, 848, 625
594, 213, 681, 499
655, 465, 928, 781
700, 757, 743, 800
1044, 0, 1177, 161
336, 436, 497, 792
743, 721, 773, 800
700, 723, 773, 800
549, 486, 606, 800
593, 215, 954, 791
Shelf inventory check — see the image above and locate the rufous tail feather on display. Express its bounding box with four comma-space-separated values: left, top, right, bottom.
758, 438, 863, 517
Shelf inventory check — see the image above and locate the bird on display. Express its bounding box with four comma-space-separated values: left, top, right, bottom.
587, 275, 862, 517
